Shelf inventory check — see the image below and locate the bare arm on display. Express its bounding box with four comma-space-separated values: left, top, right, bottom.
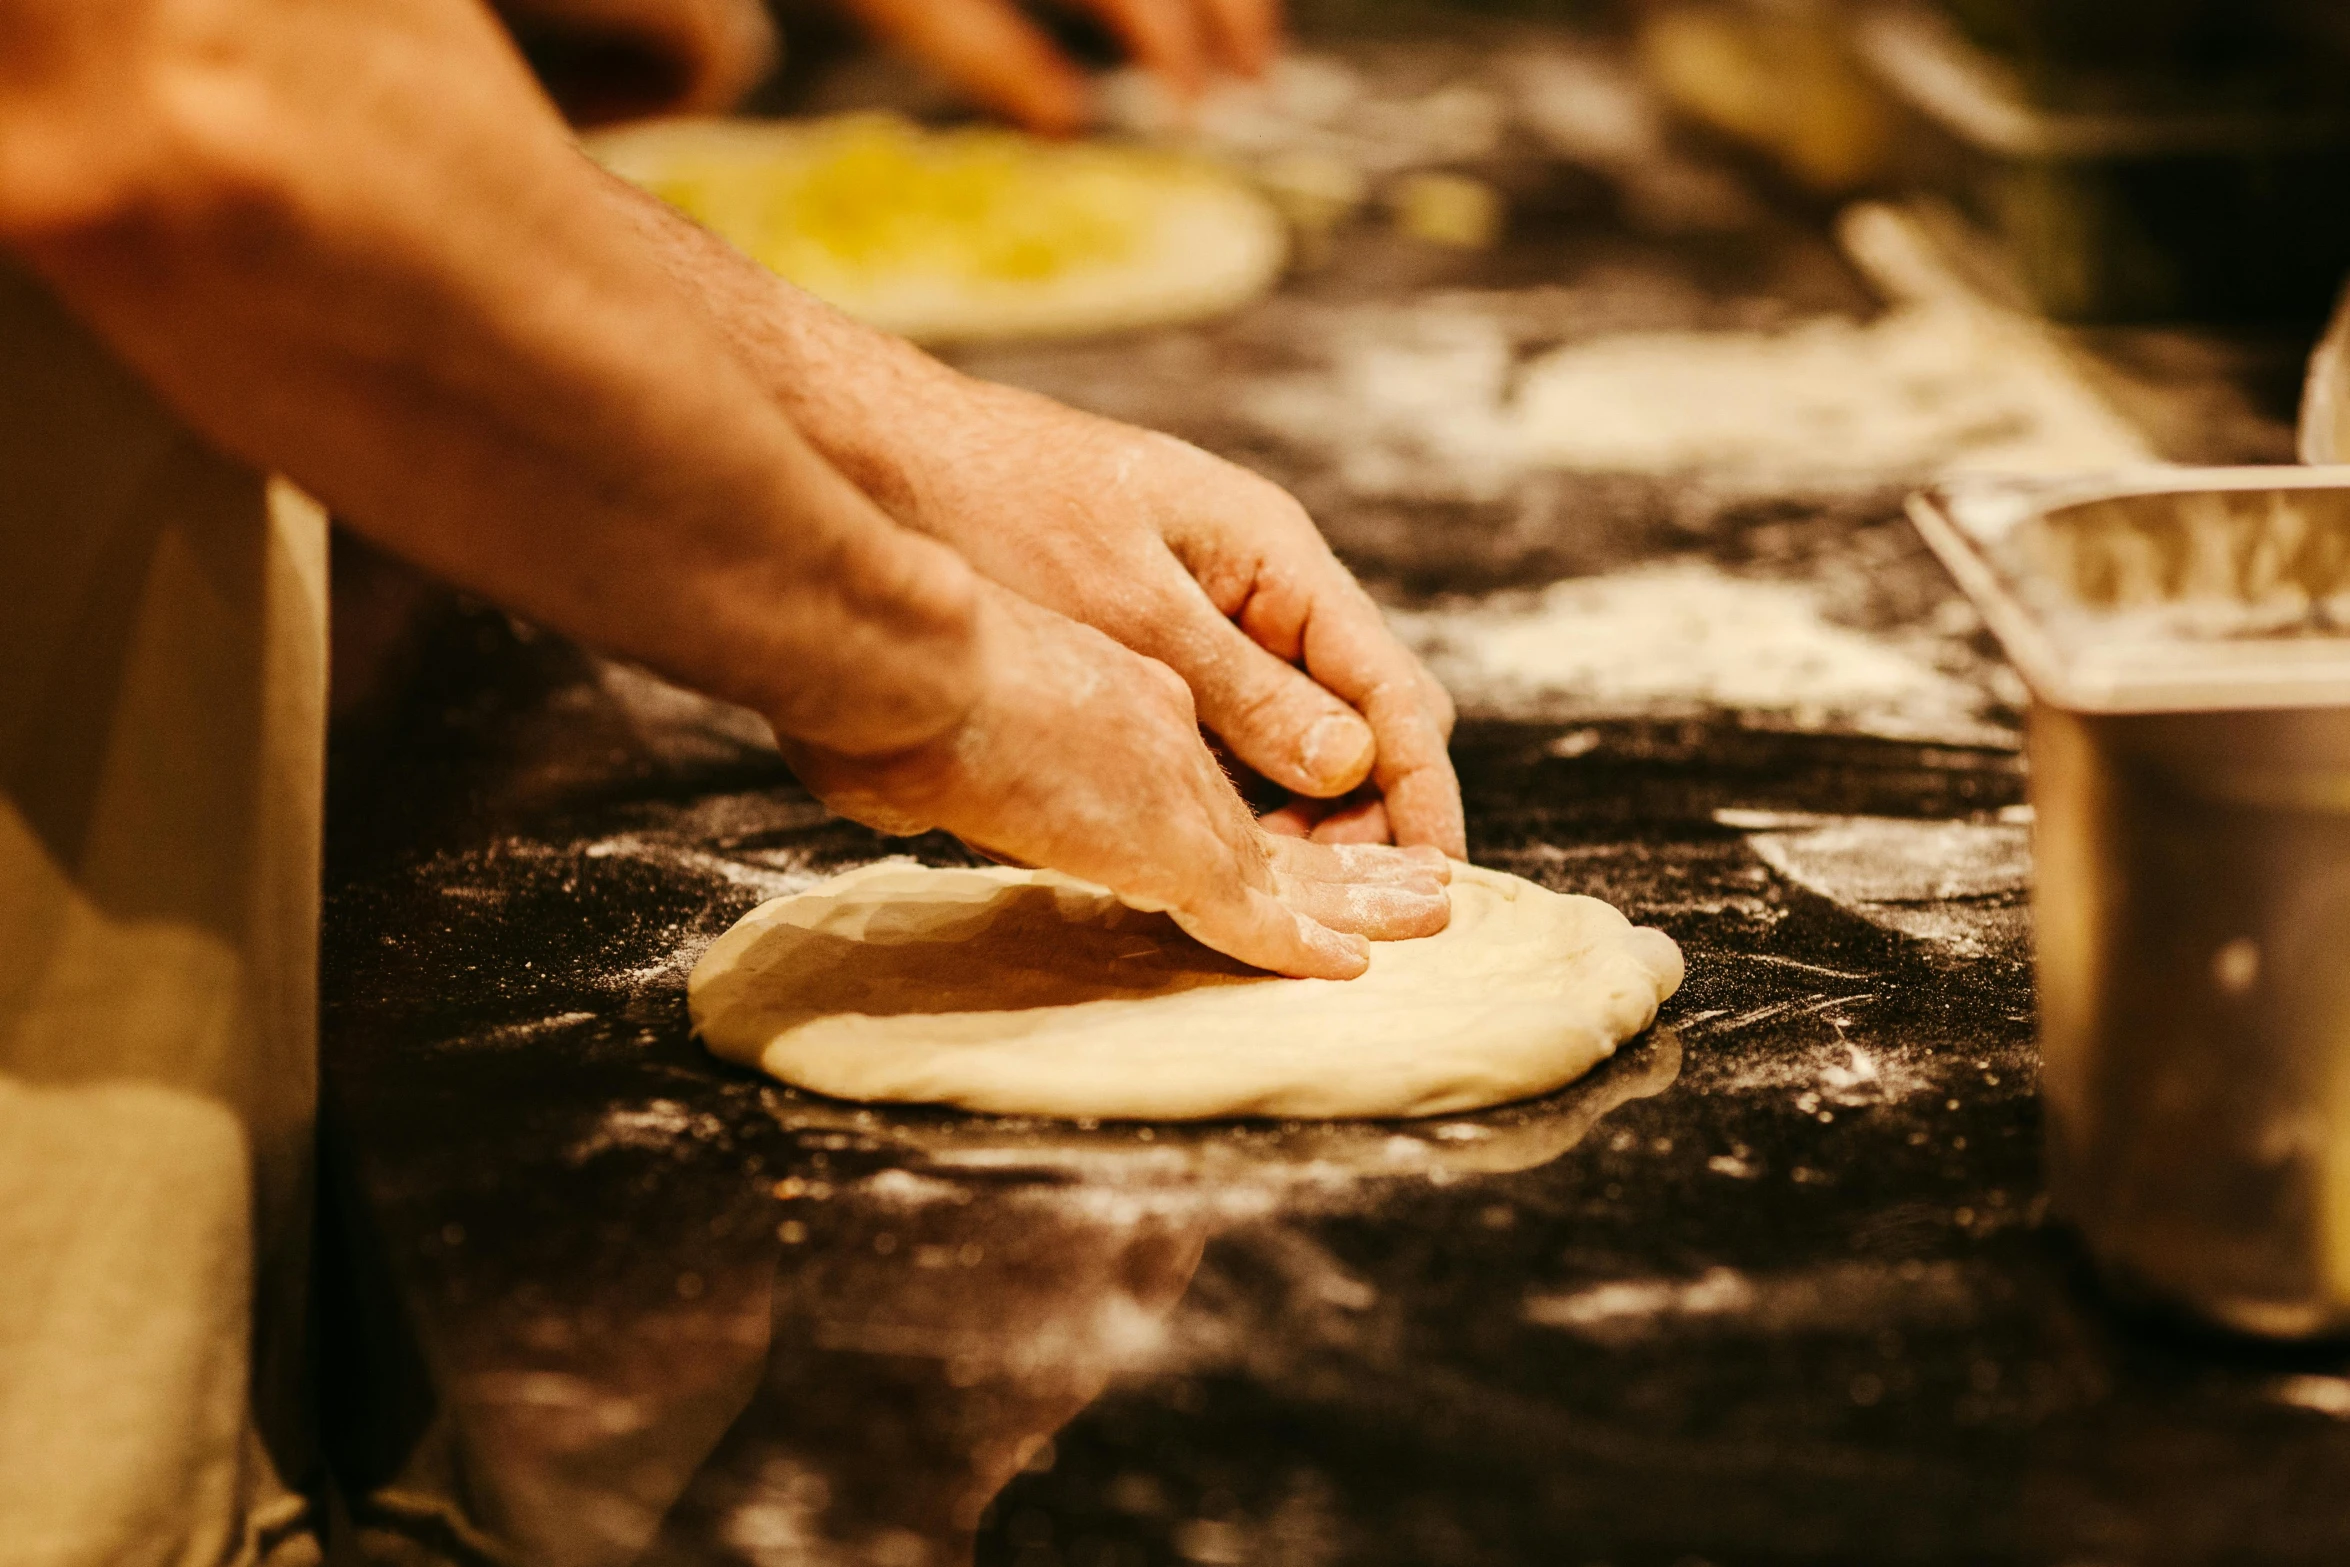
0, 0, 971, 757
602, 173, 1468, 856
0, 0, 1445, 974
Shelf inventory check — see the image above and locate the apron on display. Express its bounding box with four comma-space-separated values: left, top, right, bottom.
0, 262, 328, 1567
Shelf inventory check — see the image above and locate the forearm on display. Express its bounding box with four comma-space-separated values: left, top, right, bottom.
599, 171, 1031, 525
598, 174, 1464, 853
0, 0, 975, 757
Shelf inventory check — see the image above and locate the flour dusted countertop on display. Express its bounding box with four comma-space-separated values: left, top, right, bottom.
318, 26, 2336, 1567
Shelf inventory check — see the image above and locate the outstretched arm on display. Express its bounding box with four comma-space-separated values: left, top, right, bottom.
0, 0, 1445, 975
601, 172, 1467, 856
0, 0, 970, 758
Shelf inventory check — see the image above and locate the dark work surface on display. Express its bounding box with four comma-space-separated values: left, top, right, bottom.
321, 624, 2350, 1567
320, 28, 2350, 1567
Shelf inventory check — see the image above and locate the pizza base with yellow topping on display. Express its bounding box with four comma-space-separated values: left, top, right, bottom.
592, 113, 1289, 344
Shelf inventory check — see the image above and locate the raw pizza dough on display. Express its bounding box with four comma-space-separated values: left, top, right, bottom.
688, 859, 1684, 1121
591, 113, 1288, 343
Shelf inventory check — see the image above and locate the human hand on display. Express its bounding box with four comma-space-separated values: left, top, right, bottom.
859, 379, 1465, 857
778, 582, 1451, 979
832, 0, 1280, 135
585, 175, 1459, 864
588, 167, 1457, 852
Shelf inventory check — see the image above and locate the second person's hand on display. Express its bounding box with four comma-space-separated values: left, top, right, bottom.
833, 0, 1280, 134
778, 581, 1451, 980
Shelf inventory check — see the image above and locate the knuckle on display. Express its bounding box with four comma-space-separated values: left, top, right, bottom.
1221, 662, 1305, 732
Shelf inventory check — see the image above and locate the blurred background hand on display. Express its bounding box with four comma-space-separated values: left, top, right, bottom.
486, 0, 1281, 133
832, 0, 1282, 133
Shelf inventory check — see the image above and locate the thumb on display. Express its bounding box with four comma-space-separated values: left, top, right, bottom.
1163, 604, 1376, 800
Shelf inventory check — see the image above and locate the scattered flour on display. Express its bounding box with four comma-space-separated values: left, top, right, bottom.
1510, 303, 2153, 484
1390, 557, 2005, 739
1524, 1267, 1756, 1335
578, 834, 827, 901
1524, 1258, 1979, 1344
1712, 1035, 1939, 1107
1108, 36, 1760, 247
1846, 901, 2030, 959
1243, 299, 2151, 509
567, 1098, 729, 1163
1239, 201, 2154, 507
1103, 53, 1506, 179
455, 1011, 598, 1050
854, 1169, 972, 1209
811, 1282, 1178, 1382
1743, 816, 2031, 958
1242, 302, 1533, 504
571, 836, 847, 1003
1746, 817, 2031, 905
599, 944, 707, 1000
1505, 47, 1763, 231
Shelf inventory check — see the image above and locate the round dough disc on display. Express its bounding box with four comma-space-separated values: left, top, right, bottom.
590, 113, 1289, 344
688, 860, 1684, 1121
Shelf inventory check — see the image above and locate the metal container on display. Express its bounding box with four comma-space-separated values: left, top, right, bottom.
1911, 465, 2350, 1336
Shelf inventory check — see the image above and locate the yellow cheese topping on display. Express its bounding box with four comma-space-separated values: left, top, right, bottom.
637, 114, 1177, 292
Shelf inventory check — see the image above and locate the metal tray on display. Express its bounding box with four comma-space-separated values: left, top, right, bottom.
1913, 467, 2350, 1337
1914, 465, 2350, 711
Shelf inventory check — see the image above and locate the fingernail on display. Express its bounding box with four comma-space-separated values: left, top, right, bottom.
1300, 712, 1375, 791
1404, 844, 1453, 876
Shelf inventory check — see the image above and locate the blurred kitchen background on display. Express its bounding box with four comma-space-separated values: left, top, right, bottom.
339, 0, 2350, 725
